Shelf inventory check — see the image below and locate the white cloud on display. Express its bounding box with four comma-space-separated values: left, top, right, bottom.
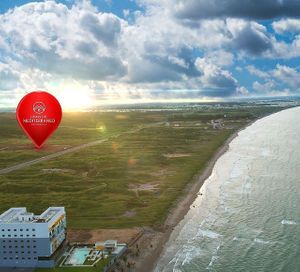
0, 63, 20, 91
272, 18, 300, 34
0, 0, 300, 107
202, 50, 234, 67
236, 86, 249, 95
252, 79, 291, 96
195, 57, 238, 96
272, 64, 300, 89
250, 64, 300, 94
253, 80, 276, 93
247, 65, 270, 78
0, 1, 127, 80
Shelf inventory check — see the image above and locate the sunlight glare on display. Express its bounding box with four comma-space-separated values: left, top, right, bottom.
56, 82, 94, 111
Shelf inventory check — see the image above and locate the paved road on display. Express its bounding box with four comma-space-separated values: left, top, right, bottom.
0, 122, 163, 175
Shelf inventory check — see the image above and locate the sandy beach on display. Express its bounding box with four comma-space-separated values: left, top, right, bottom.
133, 120, 259, 272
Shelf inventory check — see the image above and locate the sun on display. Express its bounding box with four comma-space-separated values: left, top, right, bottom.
54, 82, 94, 111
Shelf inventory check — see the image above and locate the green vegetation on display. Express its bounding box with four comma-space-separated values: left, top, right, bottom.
0, 111, 156, 169
0, 105, 286, 230
36, 268, 102, 272
35, 257, 110, 272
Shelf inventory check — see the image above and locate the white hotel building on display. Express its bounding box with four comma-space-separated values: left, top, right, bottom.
0, 207, 66, 268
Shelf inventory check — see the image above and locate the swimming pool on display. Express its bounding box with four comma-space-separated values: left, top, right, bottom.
66, 247, 91, 265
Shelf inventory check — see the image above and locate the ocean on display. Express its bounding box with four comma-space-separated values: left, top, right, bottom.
155, 107, 300, 272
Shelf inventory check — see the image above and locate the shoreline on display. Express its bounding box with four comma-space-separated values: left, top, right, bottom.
134, 118, 260, 272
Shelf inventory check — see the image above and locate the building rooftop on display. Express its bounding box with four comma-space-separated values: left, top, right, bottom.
0, 207, 65, 224
104, 240, 118, 247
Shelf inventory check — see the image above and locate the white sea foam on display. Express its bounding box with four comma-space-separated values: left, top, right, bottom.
230, 165, 243, 178
254, 238, 270, 244
224, 206, 240, 214
260, 148, 270, 157
197, 229, 221, 239
206, 255, 219, 269
281, 219, 298, 225
181, 252, 192, 266
233, 237, 247, 242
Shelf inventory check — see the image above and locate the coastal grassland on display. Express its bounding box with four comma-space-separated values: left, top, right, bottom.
0, 106, 281, 169
0, 105, 284, 230
0, 111, 164, 169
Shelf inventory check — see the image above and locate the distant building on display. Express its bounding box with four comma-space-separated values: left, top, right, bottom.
104, 240, 117, 251
211, 119, 223, 129
0, 207, 66, 268
93, 240, 127, 257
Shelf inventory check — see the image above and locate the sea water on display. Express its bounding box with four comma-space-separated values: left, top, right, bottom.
155, 107, 300, 272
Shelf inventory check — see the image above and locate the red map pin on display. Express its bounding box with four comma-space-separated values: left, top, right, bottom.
16, 91, 62, 148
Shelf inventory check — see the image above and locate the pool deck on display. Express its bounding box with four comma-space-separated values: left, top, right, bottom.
60, 242, 127, 268
65, 247, 92, 266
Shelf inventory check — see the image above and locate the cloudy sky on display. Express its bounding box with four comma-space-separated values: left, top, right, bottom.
1, 0, 300, 109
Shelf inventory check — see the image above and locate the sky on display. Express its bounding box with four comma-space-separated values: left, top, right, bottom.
1, 0, 300, 109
